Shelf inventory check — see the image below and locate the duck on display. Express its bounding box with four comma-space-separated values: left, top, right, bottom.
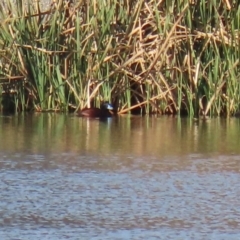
78, 102, 115, 118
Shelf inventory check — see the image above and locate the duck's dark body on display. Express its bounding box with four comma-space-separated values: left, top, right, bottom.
79, 107, 113, 118
78, 103, 115, 118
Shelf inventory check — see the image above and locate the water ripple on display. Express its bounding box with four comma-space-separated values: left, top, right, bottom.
0, 154, 240, 239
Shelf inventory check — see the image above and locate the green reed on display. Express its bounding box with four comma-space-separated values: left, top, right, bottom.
0, 0, 239, 117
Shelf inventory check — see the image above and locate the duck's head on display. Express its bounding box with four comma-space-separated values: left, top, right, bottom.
101, 102, 114, 110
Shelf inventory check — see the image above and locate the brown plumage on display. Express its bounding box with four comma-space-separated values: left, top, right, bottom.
78, 103, 115, 118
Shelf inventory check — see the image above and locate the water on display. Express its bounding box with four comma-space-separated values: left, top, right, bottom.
0, 114, 240, 239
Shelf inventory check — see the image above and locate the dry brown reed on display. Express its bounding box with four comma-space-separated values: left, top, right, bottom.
0, 0, 239, 117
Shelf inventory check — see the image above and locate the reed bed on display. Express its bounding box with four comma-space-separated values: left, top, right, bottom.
0, 0, 239, 117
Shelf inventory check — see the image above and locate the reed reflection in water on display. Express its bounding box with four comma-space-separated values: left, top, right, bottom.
0, 113, 240, 240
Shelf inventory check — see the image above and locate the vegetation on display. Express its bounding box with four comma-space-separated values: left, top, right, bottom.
0, 0, 239, 117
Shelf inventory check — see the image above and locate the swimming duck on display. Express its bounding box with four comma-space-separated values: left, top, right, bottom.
78, 102, 115, 118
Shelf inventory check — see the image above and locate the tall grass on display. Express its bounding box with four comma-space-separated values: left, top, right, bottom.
0, 0, 239, 117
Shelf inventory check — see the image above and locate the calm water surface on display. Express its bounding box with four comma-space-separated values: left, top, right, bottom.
0, 114, 240, 240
